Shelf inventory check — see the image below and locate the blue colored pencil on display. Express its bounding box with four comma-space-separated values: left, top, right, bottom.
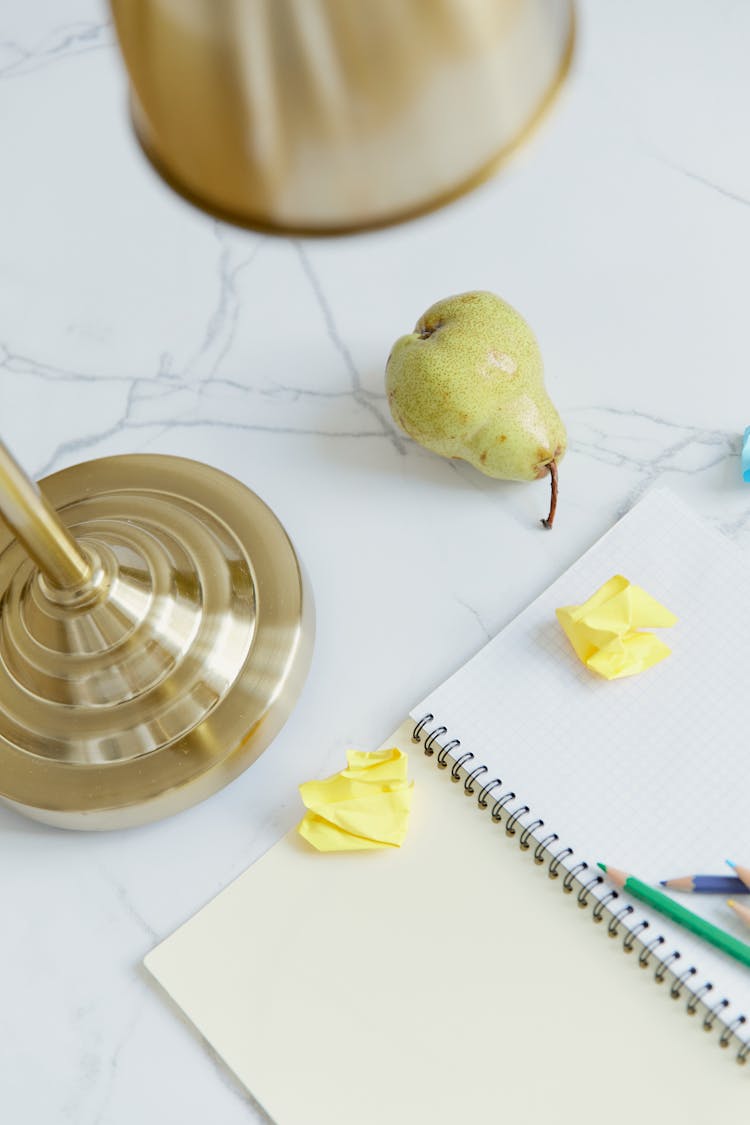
659, 874, 748, 895
726, 861, 750, 892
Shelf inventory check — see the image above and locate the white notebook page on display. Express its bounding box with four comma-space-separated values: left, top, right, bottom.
415, 488, 750, 1042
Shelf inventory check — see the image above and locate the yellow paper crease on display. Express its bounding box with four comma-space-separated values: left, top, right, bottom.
298, 748, 413, 851
556, 575, 676, 680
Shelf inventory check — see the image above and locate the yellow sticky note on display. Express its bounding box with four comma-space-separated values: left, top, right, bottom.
556, 575, 676, 681
297, 748, 413, 852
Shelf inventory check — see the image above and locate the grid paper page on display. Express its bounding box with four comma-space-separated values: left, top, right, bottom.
414, 489, 750, 1038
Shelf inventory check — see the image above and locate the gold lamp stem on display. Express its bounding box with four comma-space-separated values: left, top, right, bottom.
0, 440, 92, 590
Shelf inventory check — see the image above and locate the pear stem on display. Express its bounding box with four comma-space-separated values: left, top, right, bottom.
541, 461, 558, 530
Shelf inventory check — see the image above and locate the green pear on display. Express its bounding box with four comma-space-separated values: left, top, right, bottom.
386, 291, 566, 528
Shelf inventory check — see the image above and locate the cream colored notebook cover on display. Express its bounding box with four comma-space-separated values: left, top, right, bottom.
146, 491, 750, 1121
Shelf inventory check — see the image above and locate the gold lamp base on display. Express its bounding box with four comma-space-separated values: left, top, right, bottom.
0, 447, 313, 830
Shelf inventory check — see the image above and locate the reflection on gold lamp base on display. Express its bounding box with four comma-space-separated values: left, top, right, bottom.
0, 448, 313, 830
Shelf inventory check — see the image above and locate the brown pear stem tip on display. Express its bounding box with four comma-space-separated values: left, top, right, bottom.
541, 461, 558, 530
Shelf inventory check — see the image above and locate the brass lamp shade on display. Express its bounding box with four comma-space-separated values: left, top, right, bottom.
0, 444, 313, 830
111, 0, 574, 233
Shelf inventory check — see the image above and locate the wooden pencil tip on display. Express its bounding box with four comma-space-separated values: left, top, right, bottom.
728, 899, 737, 908
726, 859, 737, 869
596, 861, 606, 872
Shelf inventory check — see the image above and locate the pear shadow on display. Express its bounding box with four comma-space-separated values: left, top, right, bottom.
316, 416, 550, 529
311, 368, 548, 508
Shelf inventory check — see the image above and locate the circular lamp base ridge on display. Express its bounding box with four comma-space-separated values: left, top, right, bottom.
0, 453, 313, 830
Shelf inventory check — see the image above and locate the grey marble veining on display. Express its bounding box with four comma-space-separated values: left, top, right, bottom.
0, 18, 113, 80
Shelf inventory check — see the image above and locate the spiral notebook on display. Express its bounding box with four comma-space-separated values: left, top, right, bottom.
146, 489, 750, 1121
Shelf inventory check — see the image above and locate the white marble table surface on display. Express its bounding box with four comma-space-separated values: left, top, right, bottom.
2, 1, 750, 1120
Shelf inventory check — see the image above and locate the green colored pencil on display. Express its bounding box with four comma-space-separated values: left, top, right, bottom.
598, 863, 750, 970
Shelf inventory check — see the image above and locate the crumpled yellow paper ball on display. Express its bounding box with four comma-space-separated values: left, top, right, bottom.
556, 575, 677, 681
297, 748, 413, 852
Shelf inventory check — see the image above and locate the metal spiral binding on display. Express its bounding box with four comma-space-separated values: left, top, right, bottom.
411, 713, 749, 1064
